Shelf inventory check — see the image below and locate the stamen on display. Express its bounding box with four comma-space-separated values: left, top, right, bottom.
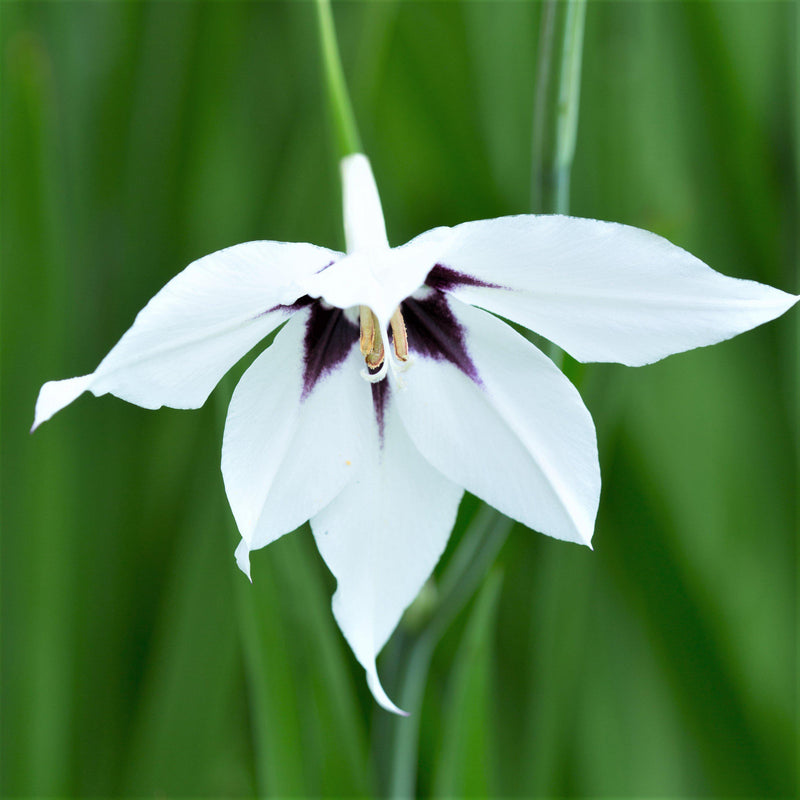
359, 305, 375, 355
361, 360, 388, 383
359, 305, 385, 371
358, 305, 412, 385
390, 308, 409, 361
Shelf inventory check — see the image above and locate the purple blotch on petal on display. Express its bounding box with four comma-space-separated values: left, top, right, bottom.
425, 264, 503, 293
259, 295, 314, 318
302, 302, 358, 399
402, 293, 480, 384
371, 379, 390, 445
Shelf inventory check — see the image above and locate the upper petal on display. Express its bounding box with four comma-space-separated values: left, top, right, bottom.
433, 215, 798, 366
33, 240, 339, 429
310, 397, 463, 714
222, 304, 372, 577
341, 154, 389, 253
394, 296, 600, 546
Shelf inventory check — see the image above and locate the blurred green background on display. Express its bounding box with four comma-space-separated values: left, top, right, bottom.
2, 1, 797, 797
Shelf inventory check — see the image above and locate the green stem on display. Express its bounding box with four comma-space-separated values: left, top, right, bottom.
554, 0, 586, 215
387, 508, 513, 799
531, 0, 587, 370
531, 0, 586, 217
233, 569, 274, 795
530, 0, 558, 214
315, 0, 362, 158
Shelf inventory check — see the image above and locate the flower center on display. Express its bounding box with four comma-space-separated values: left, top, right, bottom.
359, 305, 409, 377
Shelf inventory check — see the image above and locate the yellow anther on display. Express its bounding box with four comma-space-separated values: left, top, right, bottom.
390, 308, 409, 361
359, 305, 385, 370
359, 306, 375, 355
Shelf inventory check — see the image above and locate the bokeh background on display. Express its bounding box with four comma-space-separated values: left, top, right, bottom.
2, 1, 797, 797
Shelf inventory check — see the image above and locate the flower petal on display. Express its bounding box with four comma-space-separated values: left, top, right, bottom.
310, 400, 463, 714
394, 297, 600, 546
316, 153, 454, 328
434, 215, 799, 366
341, 154, 389, 253
222, 304, 372, 576
32, 241, 339, 430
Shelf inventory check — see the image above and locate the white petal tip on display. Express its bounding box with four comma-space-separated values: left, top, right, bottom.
235, 540, 252, 582
578, 528, 595, 550
340, 152, 368, 172
366, 665, 407, 716
32, 375, 93, 432
340, 153, 389, 254
576, 522, 595, 550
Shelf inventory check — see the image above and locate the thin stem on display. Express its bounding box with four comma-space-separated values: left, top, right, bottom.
530, 0, 558, 214
387, 508, 513, 799
315, 0, 362, 158
531, 0, 586, 217
233, 570, 273, 795
531, 0, 588, 369
554, 0, 586, 215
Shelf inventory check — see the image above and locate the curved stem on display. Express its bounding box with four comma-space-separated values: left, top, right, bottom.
387, 508, 513, 799
315, 0, 363, 158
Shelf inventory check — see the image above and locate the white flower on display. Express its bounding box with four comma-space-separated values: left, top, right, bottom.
33, 154, 798, 713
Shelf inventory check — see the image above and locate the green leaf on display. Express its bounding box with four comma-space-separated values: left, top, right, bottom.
433, 569, 504, 797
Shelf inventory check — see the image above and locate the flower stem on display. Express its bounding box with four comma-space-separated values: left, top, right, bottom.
531, 0, 587, 370
531, 0, 586, 216
387, 508, 513, 799
530, 0, 558, 215
554, 0, 586, 215
315, 0, 363, 159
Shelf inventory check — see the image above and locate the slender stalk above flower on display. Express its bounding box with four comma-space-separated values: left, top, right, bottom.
316, 0, 362, 159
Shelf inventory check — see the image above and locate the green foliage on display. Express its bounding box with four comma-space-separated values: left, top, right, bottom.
2, 2, 796, 797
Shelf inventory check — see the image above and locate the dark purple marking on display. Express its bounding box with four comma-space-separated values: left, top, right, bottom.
402, 293, 480, 384
301, 303, 358, 399
315, 260, 336, 274
259, 295, 314, 318
371, 379, 390, 444
425, 264, 503, 293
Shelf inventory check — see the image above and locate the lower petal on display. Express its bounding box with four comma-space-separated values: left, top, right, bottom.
310, 402, 463, 714
222, 307, 372, 572
394, 298, 600, 547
